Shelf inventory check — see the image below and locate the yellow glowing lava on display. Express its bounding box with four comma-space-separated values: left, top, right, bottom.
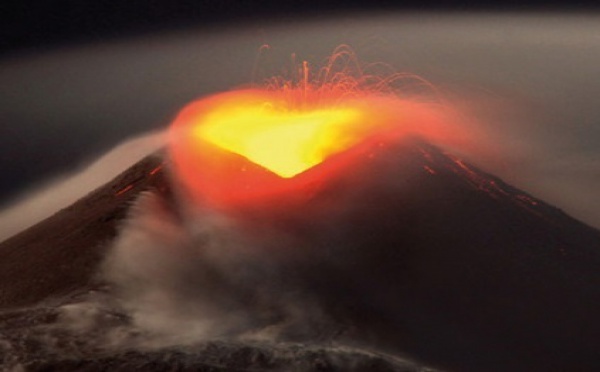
195, 103, 364, 178
168, 46, 472, 209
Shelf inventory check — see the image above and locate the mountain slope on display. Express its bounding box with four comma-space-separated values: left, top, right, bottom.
0, 154, 168, 309
0, 138, 598, 371
283, 138, 600, 371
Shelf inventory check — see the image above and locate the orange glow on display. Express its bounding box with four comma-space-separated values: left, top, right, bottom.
169, 89, 396, 207
168, 46, 475, 210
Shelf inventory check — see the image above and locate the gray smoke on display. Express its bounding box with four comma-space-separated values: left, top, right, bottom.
84, 190, 332, 350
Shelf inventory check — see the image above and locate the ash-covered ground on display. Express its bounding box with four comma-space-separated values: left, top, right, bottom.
1, 299, 428, 371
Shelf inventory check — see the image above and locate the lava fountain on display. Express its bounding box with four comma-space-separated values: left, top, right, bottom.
168, 46, 470, 211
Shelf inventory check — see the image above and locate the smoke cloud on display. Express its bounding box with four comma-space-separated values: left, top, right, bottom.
98, 189, 339, 349
21, 136, 415, 354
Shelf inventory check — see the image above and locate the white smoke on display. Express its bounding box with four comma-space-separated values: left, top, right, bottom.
95, 189, 333, 350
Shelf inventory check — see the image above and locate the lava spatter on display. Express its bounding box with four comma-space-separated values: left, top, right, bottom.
168, 46, 468, 209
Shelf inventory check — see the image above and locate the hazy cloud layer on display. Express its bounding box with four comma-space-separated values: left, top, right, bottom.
0, 13, 599, 227
0, 131, 164, 240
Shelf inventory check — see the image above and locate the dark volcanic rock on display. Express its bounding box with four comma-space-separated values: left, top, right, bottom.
13, 342, 431, 372
0, 304, 433, 372
274, 139, 600, 372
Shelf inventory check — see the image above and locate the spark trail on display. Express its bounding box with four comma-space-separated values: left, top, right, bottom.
168, 46, 471, 210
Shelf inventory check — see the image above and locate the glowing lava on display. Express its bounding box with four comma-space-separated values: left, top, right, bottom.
168, 46, 472, 210
197, 103, 364, 178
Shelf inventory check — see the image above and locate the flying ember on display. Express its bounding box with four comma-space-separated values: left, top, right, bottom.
168, 46, 465, 209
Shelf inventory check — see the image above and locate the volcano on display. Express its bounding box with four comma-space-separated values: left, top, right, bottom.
0, 138, 599, 371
